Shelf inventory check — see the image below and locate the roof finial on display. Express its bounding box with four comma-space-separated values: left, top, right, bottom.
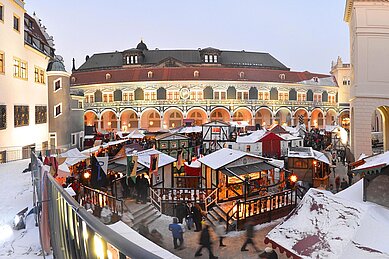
72, 58, 76, 71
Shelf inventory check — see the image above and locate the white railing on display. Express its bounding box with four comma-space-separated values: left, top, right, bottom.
149, 187, 162, 212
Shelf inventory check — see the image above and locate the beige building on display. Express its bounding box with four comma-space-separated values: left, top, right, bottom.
345, 0, 389, 157
0, 0, 55, 161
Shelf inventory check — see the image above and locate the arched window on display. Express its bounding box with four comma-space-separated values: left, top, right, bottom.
148, 71, 153, 78
194, 71, 199, 78
239, 71, 245, 79
105, 73, 111, 80
279, 74, 285, 80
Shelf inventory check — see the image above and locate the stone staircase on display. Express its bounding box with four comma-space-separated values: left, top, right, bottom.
124, 200, 161, 230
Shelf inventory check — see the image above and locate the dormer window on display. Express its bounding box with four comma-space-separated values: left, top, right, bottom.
204, 54, 218, 63
239, 71, 245, 79
148, 71, 153, 78
105, 73, 111, 80
194, 71, 199, 78
125, 55, 139, 65
279, 74, 285, 80
205, 55, 208, 63
313, 77, 319, 83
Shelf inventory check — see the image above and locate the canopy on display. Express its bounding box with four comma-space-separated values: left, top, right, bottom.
128, 129, 145, 139
59, 148, 88, 166
57, 162, 71, 178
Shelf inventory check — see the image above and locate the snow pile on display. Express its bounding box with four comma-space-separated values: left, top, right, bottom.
267, 185, 389, 258
0, 160, 46, 258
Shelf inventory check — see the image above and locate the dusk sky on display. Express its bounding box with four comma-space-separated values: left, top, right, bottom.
26, 1, 349, 74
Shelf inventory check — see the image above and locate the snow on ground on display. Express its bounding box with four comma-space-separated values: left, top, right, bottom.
0, 159, 44, 258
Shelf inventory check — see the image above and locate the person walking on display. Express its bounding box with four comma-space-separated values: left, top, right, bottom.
347, 171, 354, 186
135, 175, 141, 203
259, 247, 279, 259
168, 217, 184, 249
215, 218, 226, 247
241, 220, 259, 252
192, 203, 203, 232
332, 153, 337, 178
335, 176, 341, 193
140, 174, 149, 204
185, 203, 194, 230
195, 224, 218, 258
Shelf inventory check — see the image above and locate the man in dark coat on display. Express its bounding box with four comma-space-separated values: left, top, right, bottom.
192, 203, 203, 232
195, 225, 218, 259
241, 220, 259, 252
135, 175, 141, 203
259, 247, 278, 259
176, 203, 187, 224
140, 174, 149, 204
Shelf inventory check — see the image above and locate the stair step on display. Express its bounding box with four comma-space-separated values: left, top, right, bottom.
208, 210, 221, 221
133, 212, 162, 231
133, 209, 158, 225
132, 203, 153, 217
212, 207, 228, 222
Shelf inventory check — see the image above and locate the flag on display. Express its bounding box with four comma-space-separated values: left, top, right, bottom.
126, 155, 138, 184
90, 155, 108, 189
176, 150, 183, 170
149, 153, 159, 175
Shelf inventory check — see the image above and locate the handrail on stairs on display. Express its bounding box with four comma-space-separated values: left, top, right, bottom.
204, 187, 218, 213
149, 187, 162, 213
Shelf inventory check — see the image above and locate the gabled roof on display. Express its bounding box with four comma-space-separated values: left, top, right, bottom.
198, 148, 263, 170
202, 120, 230, 127
352, 151, 389, 172
259, 131, 284, 142
236, 130, 266, 144
116, 148, 176, 168
155, 132, 189, 141
269, 124, 289, 134
288, 147, 330, 165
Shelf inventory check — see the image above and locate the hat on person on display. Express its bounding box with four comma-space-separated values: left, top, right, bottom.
265, 247, 273, 253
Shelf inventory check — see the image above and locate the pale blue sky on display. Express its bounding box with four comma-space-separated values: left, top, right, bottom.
26, 1, 349, 74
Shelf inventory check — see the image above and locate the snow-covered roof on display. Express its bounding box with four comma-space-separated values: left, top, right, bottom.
278, 133, 302, 141
268, 158, 285, 169
108, 221, 179, 259
172, 126, 202, 134
59, 148, 88, 166
230, 121, 249, 127
127, 129, 145, 139
288, 147, 330, 165
81, 139, 128, 155
184, 160, 201, 168
266, 180, 389, 258
198, 148, 262, 170
236, 130, 266, 143
353, 151, 389, 171
116, 149, 176, 169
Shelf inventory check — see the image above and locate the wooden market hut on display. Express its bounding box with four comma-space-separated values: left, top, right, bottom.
198, 148, 297, 230
287, 147, 331, 188
202, 121, 234, 153
259, 132, 284, 158
155, 132, 190, 161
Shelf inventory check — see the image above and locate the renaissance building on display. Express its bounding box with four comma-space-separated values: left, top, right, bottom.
0, 0, 55, 161
71, 41, 350, 133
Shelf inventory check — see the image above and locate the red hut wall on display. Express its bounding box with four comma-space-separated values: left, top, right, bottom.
260, 132, 283, 158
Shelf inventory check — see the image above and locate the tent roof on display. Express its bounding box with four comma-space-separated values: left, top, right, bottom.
59, 148, 88, 166
266, 180, 389, 258
116, 149, 176, 169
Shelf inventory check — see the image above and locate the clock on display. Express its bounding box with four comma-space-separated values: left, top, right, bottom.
180, 88, 190, 99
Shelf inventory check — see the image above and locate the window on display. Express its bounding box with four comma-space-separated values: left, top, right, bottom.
297, 92, 306, 101
128, 55, 138, 64
122, 91, 134, 101
54, 78, 61, 91
0, 105, 6, 130
13, 58, 27, 79
105, 73, 111, 80
0, 4, 3, 22
85, 94, 94, 103
71, 133, 76, 146
204, 55, 208, 63
258, 91, 270, 100
342, 77, 351, 85
13, 15, 20, 32
314, 93, 322, 102
278, 92, 289, 101
14, 105, 29, 127
328, 95, 336, 104
213, 55, 218, 63
103, 92, 113, 102
144, 90, 157, 101
279, 74, 285, 80
148, 71, 153, 78
54, 103, 62, 118
167, 90, 180, 100
78, 101, 83, 109
34, 67, 45, 84
313, 77, 319, 83
0, 52, 4, 74
190, 90, 203, 100
35, 106, 47, 124
214, 91, 226, 100
194, 71, 199, 78
239, 72, 245, 79
237, 91, 249, 100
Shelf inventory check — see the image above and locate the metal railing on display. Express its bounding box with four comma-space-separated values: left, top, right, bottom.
204, 188, 218, 212
31, 151, 164, 259
151, 187, 216, 204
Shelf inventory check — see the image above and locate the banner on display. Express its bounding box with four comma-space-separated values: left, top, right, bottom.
149, 153, 159, 175
126, 155, 138, 184
90, 156, 108, 189
176, 150, 183, 170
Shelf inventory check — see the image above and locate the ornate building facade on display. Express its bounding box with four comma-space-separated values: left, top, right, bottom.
70, 41, 350, 133
0, 0, 55, 160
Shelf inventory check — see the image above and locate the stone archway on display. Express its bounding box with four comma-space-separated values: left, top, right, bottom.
294, 108, 309, 129
254, 108, 272, 128
187, 108, 207, 126
210, 107, 230, 122
274, 108, 292, 126
84, 111, 98, 128
232, 108, 252, 125
140, 109, 161, 132
163, 108, 183, 129
372, 106, 389, 152
310, 109, 324, 129
120, 109, 138, 132
100, 110, 118, 131
339, 110, 350, 130
326, 109, 337, 126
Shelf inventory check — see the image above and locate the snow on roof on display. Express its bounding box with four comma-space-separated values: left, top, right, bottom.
325, 125, 339, 132
184, 159, 201, 168
287, 147, 330, 165
266, 183, 389, 258
236, 130, 266, 143
81, 139, 128, 155
128, 129, 145, 139
116, 149, 176, 169
198, 148, 262, 170
278, 133, 302, 141
108, 221, 180, 259
357, 153, 368, 161
59, 148, 88, 166
353, 151, 389, 171
177, 126, 202, 134
268, 158, 284, 169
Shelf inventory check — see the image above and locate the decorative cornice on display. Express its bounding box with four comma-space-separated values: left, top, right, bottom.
344, 0, 354, 22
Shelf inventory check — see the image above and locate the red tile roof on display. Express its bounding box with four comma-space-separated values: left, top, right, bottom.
71, 67, 331, 86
